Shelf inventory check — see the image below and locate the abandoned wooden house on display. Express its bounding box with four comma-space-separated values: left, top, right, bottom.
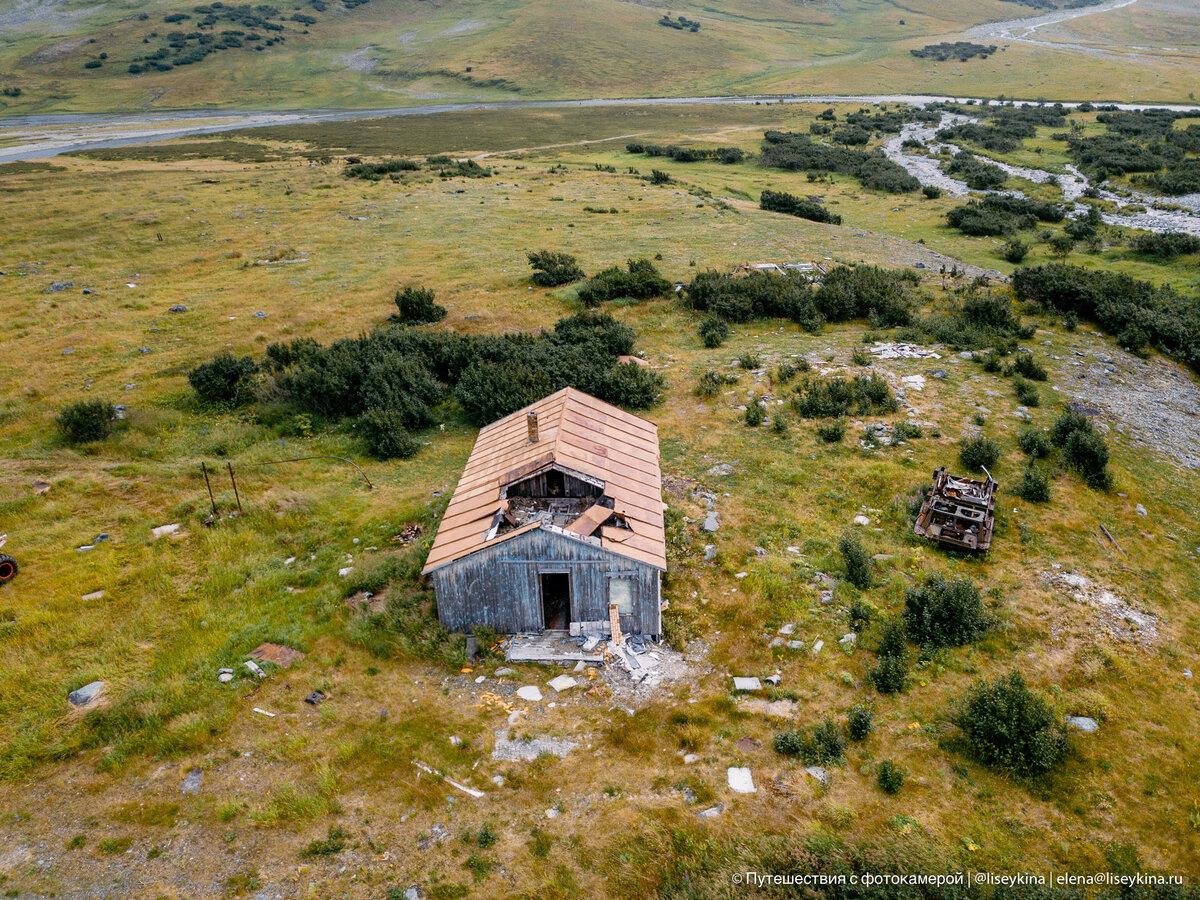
422, 387, 666, 639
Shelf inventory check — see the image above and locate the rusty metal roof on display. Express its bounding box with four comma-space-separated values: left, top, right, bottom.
422, 387, 665, 574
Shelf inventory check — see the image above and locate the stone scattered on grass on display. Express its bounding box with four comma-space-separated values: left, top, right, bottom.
1065, 716, 1099, 734
81, 591, 105, 602
547, 675, 578, 692
181, 770, 203, 794
151, 523, 181, 539
732, 677, 762, 692
727, 767, 756, 794
516, 685, 543, 702
805, 766, 831, 787
67, 681, 106, 707
492, 730, 577, 762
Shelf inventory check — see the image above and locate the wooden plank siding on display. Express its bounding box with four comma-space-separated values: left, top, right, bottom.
429, 528, 662, 638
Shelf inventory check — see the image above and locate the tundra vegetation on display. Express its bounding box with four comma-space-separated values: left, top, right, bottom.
0, 97, 1198, 897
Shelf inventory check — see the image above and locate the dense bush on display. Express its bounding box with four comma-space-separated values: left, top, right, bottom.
814, 265, 918, 327
686, 270, 819, 327
695, 370, 728, 397
838, 530, 872, 589
1012, 263, 1200, 371
357, 408, 420, 460
946, 152, 1007, 190
847, 705, 874, 741
759, 130, 920, 193
1003, 238, 1030, 263
1016, 462, 1051, 502
1009, 353, 1047, 381
773, 718, 846, 765
903, 574, 991, 650
188, 352, 258, 404
959, 435, 1000, 472
576, 259, 671, 306
743, 401, 765, 427
794, 374, 898, 418
870, 653, 909, 694
760, 189, 842, 225
1013, 375, 1040, 407
816, 420, 846, 443
1063, 429, 1111, 489
527, 250, 585, 286
1130, 231, 1200, 260
876, 759, 906, 795
344, 158, 419, 180
947, 195, 1064, 236
912, 284, 1029, 351
57, 399, 115, 444
1049, 408, 1111, 489
956, 671, 1068, 776
627, 142, 742, 163
393, 286, 446, 325
1018, 427, 1052, 458
698, 316, 729, 348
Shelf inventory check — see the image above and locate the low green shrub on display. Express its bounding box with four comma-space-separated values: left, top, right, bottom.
698, 316, 729, 348
1063, 428, 1111, 489
870, 654, 909, 694
816, 420, 846, 443
1018, 427, 1052, 458
357, 409, 420, 460
1013, 375, 1040, 407
393, 286, 446, 325
57, 399, 115, 444
838, 531, 872, 589
959, 435, 1000, 472
188, 352, 258, 404
773, 718, 846, 765
744, 401, 765, 427
1016, 463, 1051, 502
847, 705, 874, 741
527, 250, 585, 287
876, 759, 906, 794
577, 258, 671, 306
903, 574, 991, 650
956, 671, 1068, 776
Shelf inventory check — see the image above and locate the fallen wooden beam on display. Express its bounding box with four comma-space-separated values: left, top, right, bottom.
412, 760, 484, 798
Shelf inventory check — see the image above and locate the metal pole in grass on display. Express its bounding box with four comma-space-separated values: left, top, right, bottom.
227, 462, 243, 514
201, 462, 218, 516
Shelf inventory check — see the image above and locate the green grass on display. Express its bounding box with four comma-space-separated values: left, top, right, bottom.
0, 101, 1197, 895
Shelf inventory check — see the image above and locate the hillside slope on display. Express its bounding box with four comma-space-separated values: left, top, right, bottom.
0, 0, 1197, 116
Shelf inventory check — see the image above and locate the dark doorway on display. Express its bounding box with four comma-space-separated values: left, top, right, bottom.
540, 572, 570, 630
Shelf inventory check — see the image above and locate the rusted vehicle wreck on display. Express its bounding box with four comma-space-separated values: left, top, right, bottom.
913, 467, 997, 552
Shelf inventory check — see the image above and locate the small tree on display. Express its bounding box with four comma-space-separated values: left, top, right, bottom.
1003, 239, 1030, 264
959, 435, 1000, 472
1016, 462, 1051, 502
903, 574, 991, 650
393, 286, 446, 325
847, 705, 874, 741
956, 671, 1068, 776
188, 352, 258, 404
1017, 427, 1052, 459
876, 759, 905, 794
870, 654, 909, 694
527, 250, 585, 287
1063, 429, 1110, 489
698, 316, 729, 348
358, 408, 420, 460
57, 399, 115, 444
838, 530, 872, 589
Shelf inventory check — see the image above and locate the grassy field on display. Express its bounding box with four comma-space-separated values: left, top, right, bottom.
2, 0, 1200, 118
0, 102, 1198, 897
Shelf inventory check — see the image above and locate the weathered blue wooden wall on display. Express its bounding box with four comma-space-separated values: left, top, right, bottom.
428, 528, 662, 637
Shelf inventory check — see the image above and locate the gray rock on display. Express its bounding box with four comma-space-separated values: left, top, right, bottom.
778, 623, 795, 636
732, 676, 762, 692
218, 672, 234, 683
168, 304, 187, 313
1065, 715, 1099, 734
1136, 504, 1147, 516
547, 675, 577, 692
818, 590, 834, 605
753, 546, 767, 557
492, 729, 576, 762
68, 681, 106, 707
82, 287, 98, 295
928, 369, 947, 379
1184, 669, 1193, 679
244, 660, 266, 678
786, 640, 804, 650
727, 767, 755, 794
805, 766, 831, 787
516, 685, 543, 702
76, 545, 94, 553
707, 463, 734, 477
181, 769, 203, 794
404, 889, 421, 900
47, 282, 74, 292
93, 533, 110, 543
701, 512, 720, 533
253, 311, 268, 318
839, 633, 857, 647
703, 543, 717, 560
493, 667, 516, 677
697, 804, 723, 818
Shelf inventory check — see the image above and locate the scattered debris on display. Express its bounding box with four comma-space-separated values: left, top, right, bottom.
252, 707, 275, 718
805, 766, 831, 787
913, 467, 997, 552
547, 675, 578, 692
698, 804, 723, 818
412, 760, 484, 797
244, 660, 266, 679
869, 342, 942, 360
392, 523, 423, 545
181, 770, 203, 794
81, 590, 105, 602
304, 691, 326, 705
492, 730, 577, 762
248, 643, 305, 669
732, 677, 762, 692
727, 767, 756, 794
1041, 571, 1161, 645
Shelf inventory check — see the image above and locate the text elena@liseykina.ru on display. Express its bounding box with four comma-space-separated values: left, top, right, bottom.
730, 871, 1189, 889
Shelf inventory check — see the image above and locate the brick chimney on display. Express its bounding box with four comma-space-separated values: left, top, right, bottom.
527, 411, 539, 443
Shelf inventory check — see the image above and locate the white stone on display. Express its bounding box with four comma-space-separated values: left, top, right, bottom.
244, 660, 265, 678
1065, 715, 1099, 733
81, 591, 105, 602
778, 623, 795, 635
683, 753, 700, 764
853, 515, 871, 526
218, 672, 233, 683
517, 686, 543, 702
151, 523, 180, 539
811, 640, 824, 654
732, 677, 762, 692
839, 633, 857, 647
338, 566, 354, 577
547, 675, 578, 692
727, 767, 756, 794
545, 808, 559, 819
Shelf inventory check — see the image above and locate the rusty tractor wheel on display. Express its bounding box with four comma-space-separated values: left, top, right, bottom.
0, 554, 16, 585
